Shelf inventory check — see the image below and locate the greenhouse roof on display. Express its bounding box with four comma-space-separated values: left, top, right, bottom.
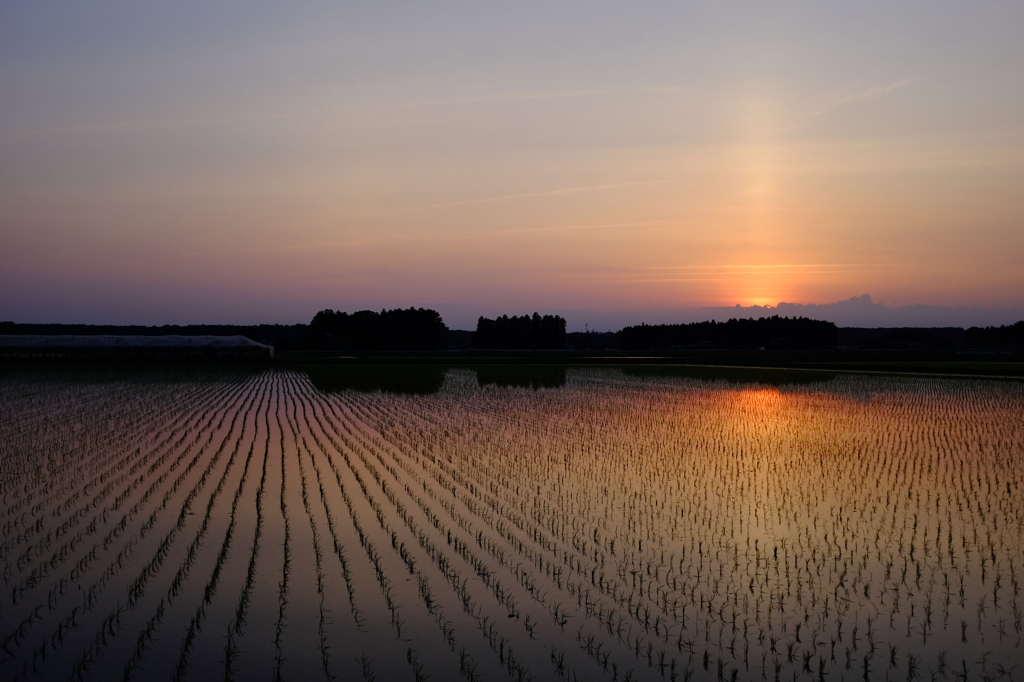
0, 335, 272, 350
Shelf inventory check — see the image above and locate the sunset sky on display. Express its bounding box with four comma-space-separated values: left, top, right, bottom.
2, 2, 1023, 329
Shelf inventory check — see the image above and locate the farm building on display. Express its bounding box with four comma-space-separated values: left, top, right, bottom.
0, 335, 274, 360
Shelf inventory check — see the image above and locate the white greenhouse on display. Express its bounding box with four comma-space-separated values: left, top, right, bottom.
0, 335, 274, 360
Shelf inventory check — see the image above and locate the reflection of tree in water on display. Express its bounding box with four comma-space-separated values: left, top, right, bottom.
303, 364, 830, 394
304, 364, 448, 395
475, 365, 566, 389
622, 365, 836, 387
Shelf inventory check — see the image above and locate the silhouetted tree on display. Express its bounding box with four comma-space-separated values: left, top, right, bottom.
309, 307, 448, 351
473, 313, 567, 349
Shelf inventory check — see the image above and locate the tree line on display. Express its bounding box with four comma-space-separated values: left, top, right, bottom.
619, 316, 838, 350
8, 314, 1016, 353
965, 321, 1024, 348
473, 313, 567, 349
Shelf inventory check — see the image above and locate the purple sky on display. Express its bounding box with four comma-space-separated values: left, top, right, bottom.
2, 2, 1023, 330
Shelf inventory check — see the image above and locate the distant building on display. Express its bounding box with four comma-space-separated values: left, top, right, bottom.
0, 335, 273, 360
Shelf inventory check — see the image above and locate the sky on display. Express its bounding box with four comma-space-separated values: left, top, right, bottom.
2, 2, 1023, 330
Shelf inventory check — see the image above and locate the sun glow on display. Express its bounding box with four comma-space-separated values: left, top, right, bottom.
733, 386, 785, 409
725, 273, 798, 309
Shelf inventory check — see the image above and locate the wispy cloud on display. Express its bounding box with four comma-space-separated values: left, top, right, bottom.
627, 263, 889, 283
182, 218, 669, 258
394, 180, 675, 212
642, 263, 883, 273
800, 79, 912, 120
423, 84, 686, 107
425, 88, 616, 105
1, 84, 688, 142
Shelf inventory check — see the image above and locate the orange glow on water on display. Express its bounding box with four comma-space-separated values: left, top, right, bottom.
728, 387, 790, 421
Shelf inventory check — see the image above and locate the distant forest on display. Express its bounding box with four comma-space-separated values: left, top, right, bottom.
473, 314, 567, 350
964, 321, 1024, 347
619, 316, 838, 350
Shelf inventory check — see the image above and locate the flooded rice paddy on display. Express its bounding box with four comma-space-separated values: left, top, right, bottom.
1, 366, 1022, 681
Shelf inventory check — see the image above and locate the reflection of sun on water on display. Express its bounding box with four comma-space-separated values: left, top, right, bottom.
733, 386, 784, 409
721, 386, 792, 451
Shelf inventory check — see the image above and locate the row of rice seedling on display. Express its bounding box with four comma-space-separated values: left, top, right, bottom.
1, 372, 251, 663
2, 375, 244, 600
1, 372, 260, 680
332, 370, 1023, 681
334, 381, 663, 680
0, 373, 223, 539
355, 380, 702, 679
1, 377, 200, 567
141, 377, 271, 682
305, 388, 534, 679
62, 374, 265, 681
1, 367, 1021, 680
221, 375, 276, 680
